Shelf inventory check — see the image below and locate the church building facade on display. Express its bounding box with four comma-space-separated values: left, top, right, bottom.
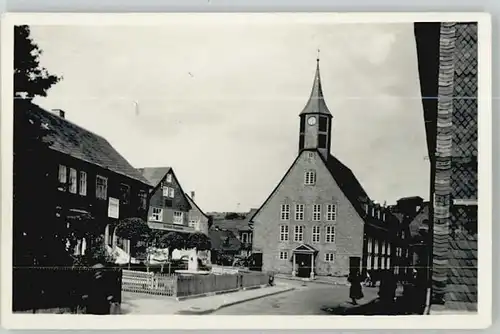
251, 58, 399, 278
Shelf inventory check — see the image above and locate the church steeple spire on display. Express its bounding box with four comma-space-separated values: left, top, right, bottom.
298, 56, 333, 161
299, 54, 332, 117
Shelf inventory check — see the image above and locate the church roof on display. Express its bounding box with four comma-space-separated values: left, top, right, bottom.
299, 59, 332, 117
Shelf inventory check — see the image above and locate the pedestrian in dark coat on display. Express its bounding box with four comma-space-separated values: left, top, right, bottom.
86, 263, 111, 315
348, 271, 364, 305
378, 269, 397, 305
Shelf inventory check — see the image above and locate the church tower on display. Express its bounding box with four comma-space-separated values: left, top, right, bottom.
298, 57, 333, 161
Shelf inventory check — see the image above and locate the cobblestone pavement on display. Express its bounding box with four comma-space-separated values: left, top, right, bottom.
213, 281, 380, 315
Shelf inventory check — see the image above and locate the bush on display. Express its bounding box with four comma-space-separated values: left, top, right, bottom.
72, 237, 114, 267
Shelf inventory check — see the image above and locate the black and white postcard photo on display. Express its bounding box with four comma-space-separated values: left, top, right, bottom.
0, 12, 492, 330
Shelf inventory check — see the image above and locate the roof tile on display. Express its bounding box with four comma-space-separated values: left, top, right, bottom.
25, 103, 151, 185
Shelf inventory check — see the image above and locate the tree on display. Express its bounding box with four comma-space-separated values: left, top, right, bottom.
115, 217, 151, 268
13, 25, 62, 267
225, 212, 245, 220
73, 235, 115, 267
158, 232, 186, 260
14, 25, 61, 99
186, 232, 211, 251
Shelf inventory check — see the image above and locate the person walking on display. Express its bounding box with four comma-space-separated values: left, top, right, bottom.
378, 269, 398, 313
348, 271, 364, 305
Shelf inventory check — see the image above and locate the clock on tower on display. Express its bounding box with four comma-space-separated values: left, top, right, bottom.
298, 57, 333, 161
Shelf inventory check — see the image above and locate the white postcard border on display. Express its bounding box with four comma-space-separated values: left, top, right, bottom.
1, 12, 492, 329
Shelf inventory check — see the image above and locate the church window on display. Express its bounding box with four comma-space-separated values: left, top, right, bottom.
280, 204, 290, 220
300, 117, 305, 132
299, 135, 305, 150
279, 250, 289, 260
293, 225, 304, 242
295, 204, 304, 221
326, 204, 336, 221
279, 225, 289, 242
319, 116, 328, 132
325, 225, 335, 243
324, 253, 335, 262
312, 225, 320, 243
304, 171, 316, 185
312, 204, 321, 221
318, 134, 327, 149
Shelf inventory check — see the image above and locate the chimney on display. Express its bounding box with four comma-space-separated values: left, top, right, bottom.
53, 109, 65, 119
190, 191, 195, 200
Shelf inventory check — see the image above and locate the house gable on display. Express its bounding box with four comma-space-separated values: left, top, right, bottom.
137, 167, 192, 225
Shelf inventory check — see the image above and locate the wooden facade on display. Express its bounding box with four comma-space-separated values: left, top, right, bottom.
137, 167, 195, 235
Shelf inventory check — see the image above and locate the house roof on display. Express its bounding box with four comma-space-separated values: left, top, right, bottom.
408, 203, 430, 239
212, 209, 257, 232
23, 103, 151, 185
185, 193, 209, 219
252, 149, 386, 230
208, 228, 241, 251
299, 59, 332, 117
213, 219, 249, 232
137, 167, 192, 210
136, 167, 172, 186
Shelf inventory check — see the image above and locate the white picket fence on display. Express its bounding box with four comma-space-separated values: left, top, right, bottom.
121, 269, 270, 298
121, 269, 176, 296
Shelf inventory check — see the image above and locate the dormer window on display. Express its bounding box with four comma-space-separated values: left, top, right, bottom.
304, 170, 316, 185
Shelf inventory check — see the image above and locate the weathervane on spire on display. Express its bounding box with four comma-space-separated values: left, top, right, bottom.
317, 48, 320, 63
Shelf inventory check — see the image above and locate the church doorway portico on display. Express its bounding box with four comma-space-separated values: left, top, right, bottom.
291, 244, 318, 279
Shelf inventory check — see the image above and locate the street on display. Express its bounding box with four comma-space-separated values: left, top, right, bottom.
213, 280, 379, 315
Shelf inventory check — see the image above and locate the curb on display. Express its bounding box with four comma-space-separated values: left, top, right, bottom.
275, 275, 349, 287
176, 288, 240, 301
175, 286, 295, 315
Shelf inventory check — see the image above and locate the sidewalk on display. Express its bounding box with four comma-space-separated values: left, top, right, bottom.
120, 283, 294, 315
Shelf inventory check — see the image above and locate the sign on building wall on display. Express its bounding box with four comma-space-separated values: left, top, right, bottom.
108, 197, 120, 218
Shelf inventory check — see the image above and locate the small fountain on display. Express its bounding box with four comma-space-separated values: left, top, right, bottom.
175, 249, 210, 276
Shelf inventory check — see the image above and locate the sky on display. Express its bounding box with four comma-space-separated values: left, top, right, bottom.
30, 21, 430, 212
